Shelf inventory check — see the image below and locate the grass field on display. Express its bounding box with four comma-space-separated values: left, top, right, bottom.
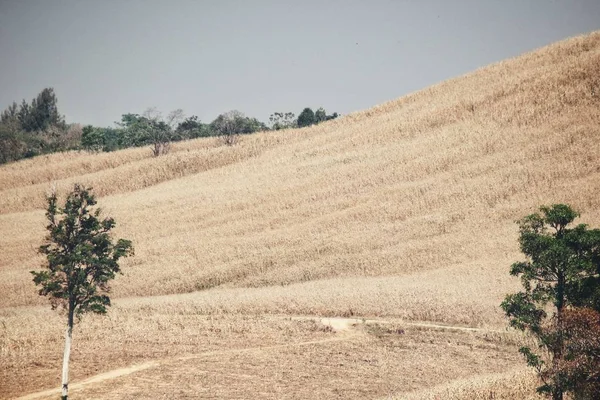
1, 31, 600, 399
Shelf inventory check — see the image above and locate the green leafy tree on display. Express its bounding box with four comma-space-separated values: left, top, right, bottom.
0, 122, 25, 163
81, 125, 126, 153
0, 88, 69, 163
297, 107, 316, 128
326, 112, 339, 121
117, 113, 146, 147
315, 107, 327, 123
117, 108, 183, 155
81, 125, 104, 152
0, 102, 24, 163
501, 204, 600, 400
31, 185, 133, 400
0, 88, 71, 162
243, 117, 268, 134
19, 88, 65, 132
211, 110, 242, 145
0, 101, 19, 125
177, 115, 214, 138
210, 110, 266, 145
269, 112, 296, 130
17, 99, 32, 131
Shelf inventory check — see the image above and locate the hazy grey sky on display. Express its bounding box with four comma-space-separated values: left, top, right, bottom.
1, 0, 599, 127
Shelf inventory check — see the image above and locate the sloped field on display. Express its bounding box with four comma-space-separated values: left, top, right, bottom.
1, 31, 599, 399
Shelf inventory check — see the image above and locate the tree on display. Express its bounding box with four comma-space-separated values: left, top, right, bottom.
0, 101, 19, 125
501, 204, 600, 400
326, 112, 339, 121
19, 88, 65, 132
81, 125, 104, 152
0, 122, 25, 163
176, 115, 214, 138
117, 108, 183, 156
269, 112, 296, 130
297, 107, 316, 128
314, 107, 339, 124
17, 99, 31, 130
147, 108, 184, 156
117, 113, 146, 148
0, 102, 24, 163
81, 125, 125, 153
548, 308, 600, 399
211, 110, 239, 145
315, 107, 327, 123
0, 88, 71, 163
31, 184, 133, 400
210, 110, 265, 145
243, 117, 268, 134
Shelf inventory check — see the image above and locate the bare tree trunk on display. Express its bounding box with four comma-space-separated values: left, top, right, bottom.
61, 325, 72, 400
553, 273, 565, 400
62, 302, 74, 400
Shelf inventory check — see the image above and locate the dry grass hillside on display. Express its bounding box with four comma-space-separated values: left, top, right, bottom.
1, 31, 600, 399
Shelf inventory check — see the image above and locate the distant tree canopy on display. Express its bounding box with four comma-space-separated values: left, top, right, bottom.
0, 88, 76, 163
210, 110, 267, 136
176, 116, 213, 139
297, 108, 316, 127
19, 88, 66, 132
0, 88, 341, 164
315, 107, 327, 123
269, 112, 296, 130
297, 107, 339, 128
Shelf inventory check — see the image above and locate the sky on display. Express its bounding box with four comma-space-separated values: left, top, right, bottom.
1, 0, 599, 127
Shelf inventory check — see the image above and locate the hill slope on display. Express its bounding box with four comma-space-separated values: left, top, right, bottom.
1, 31, 600, 399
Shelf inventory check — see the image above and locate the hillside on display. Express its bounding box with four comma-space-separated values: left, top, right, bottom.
1, 31, 600, 399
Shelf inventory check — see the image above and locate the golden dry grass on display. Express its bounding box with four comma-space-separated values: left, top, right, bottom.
1, 309, 522, 400
1, 31, 600, 399
396, 368, 539, 400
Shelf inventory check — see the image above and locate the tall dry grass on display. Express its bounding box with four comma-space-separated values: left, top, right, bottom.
1, 305, 523, 399
1, 33, 599, 311
396, 368, 539, 400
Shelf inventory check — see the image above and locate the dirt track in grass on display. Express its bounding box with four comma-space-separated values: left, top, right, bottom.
15, 316, 512, 400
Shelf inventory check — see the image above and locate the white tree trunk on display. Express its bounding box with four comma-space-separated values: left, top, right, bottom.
61, 325, 72, 399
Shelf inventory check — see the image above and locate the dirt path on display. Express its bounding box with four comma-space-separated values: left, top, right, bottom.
16, 361, 160, 400
294, 316, 506, 334
16, 321, 357, 400
16, 316, 504, 400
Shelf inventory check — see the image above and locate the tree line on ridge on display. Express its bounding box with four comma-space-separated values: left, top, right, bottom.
0, 87, 339, 163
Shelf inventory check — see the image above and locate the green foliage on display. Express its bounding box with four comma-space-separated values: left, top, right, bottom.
1, 87, 339, 162
18, 88, 65, 132
116, 109, 180, 155
176, 115, 214, 138
501, 204, 600, 399
315, 107, 327, 123
0, 88, 70, 163
297, 107, 338, 128
269, 112, 296, 130
0, 101, 19, 125
326, 112, 339, 121
31, 184, 133, 323
81, 125, 125, 153
297, 107, 316, 128
81, 125, 103, 152
117, 113, 151, 147
0, 121, 24, 163
210, 110, 266, 145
